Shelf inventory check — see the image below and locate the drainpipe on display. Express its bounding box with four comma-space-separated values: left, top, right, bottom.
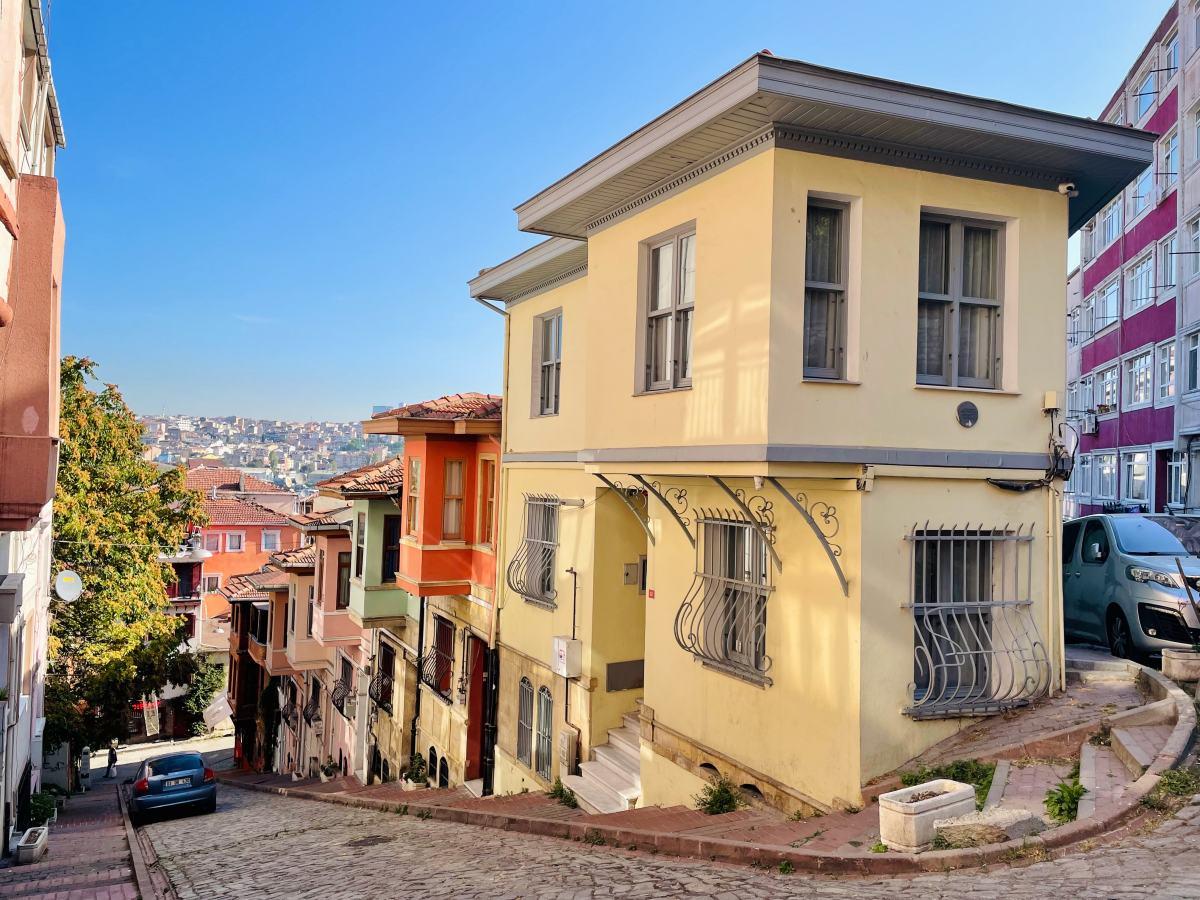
474, 292, 509, 797
409, 595, 426, 764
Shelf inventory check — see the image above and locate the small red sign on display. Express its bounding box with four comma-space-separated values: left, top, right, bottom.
647, 589, 654, 599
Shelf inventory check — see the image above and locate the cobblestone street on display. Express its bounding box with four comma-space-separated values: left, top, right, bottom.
143, 782, 1200, 899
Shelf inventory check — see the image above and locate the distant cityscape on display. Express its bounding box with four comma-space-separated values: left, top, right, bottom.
139, 410, 403, 490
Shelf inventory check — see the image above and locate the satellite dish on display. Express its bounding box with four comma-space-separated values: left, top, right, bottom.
54, 570, 83, 603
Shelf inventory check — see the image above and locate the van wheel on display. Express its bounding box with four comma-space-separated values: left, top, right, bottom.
1107, 609, 1132, 659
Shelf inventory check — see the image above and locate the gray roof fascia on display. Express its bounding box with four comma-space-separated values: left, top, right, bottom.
468, 236, 587, 304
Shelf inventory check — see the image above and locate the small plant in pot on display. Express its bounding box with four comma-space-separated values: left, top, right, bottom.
402, 753, 427, 789
318, 757, 338, 782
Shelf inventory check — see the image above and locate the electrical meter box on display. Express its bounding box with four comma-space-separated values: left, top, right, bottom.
551, 636, 582, 678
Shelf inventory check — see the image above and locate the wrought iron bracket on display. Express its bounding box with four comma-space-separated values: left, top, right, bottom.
766, 476, 848, 596
631, 475, 695, 548
709, 476, 783, 572
593, 474, 655, 545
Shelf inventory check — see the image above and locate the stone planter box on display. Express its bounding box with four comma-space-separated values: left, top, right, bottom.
1162, 648, 1200, 682
878, 779, 976, 853
15, 826, 47, 864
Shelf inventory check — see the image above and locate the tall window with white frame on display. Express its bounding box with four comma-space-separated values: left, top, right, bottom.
1169, 451, 1188, 507
1101, 198, 1122, 247
536, 311, 562, 416
1187, 218, 1200, 280
1078, 456, 1091, 499
916, 214, 1002, 388
1187, 332, 1200, 392
1127, 257, 1153, 314
1162, 131, 1179, 191
1095, 365, 1119, 413
1135, 70, 1155, 120
1082, 297, 1095, 337
1124, 351, 1153, 410
643, 227, 695, 391
803, 199, 847, 379
1161, 233, 1178, 294
1094, 453, 1117, 500
1131, 166, 1153, 216
1095, 281, 1119, 331
1158, 342, 1176, 403
1165, 32, 1180, 77
1122, 451, 1150, 506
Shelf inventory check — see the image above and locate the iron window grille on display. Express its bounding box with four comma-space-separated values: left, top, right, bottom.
419, 646, 454, 702
506, 494, 561, 607
331, 678, 352, 718
302, 688, 321, 726
904, 523, 1050, 719
673, 514, 774, 686
281, 699, 299, 731
368, 671, 394, 714
516, 677, 533, 766
535, 685, 553, 779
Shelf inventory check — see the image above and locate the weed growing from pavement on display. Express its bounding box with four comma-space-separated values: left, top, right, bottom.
870, 842, 888, 853
415, 809, 432, 820
778, 860, 795, 874
546, 777, 578, 809
1044, 779, 1086, 823
582, 829, 605, 845
899, 759, 996, 811
693, 774, 745, 815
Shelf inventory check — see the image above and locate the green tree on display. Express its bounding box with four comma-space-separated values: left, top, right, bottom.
47, 357, 208, 749
182, 659, 226, 736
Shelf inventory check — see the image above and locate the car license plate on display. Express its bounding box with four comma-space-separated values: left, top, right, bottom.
165, 777, 190, 788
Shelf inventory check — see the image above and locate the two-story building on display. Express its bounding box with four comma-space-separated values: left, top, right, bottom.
469, 54, 1153, 814
363, 394, 502, 791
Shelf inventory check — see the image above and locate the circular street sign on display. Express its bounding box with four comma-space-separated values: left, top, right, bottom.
54, 570, 82, 602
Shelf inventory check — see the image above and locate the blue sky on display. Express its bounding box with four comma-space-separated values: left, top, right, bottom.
53, 1, 1167, 421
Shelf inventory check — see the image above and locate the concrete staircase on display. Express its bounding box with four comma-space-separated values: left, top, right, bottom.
562, 710, 641, 814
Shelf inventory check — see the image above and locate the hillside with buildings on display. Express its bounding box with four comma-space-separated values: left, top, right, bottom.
140, 413, 403, 489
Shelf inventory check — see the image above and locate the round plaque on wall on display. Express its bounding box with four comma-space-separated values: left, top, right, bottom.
956, 401, 979, 429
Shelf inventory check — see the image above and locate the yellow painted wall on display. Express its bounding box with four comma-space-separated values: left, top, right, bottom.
857, 472, 1059, 781
767, 147, 1068, 452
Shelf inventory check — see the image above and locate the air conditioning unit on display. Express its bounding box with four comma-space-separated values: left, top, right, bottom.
558, 722, 579, 775
1082, 413, 1098, 435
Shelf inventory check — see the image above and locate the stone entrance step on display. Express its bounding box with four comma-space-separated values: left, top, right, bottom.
563, 708, 642, 815
1112, 724, 1172, 777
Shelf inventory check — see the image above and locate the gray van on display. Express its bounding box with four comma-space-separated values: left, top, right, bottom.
1062, 514, 1200, 658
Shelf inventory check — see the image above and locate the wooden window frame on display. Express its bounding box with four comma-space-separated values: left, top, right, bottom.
803, 198, 849, 380
916, 213, 1005, 390
477, 457, 497, 547
407, 457, 421, 537
635, 221, 696, 394
442, 459, 466, 541
381, 514, 402, 582
336, 551, 352, 610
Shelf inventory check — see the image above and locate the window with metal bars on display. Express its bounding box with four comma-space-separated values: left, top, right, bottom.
672, 516, 773, 685
535, 685, 553, 779
506, 494, 560, 607
516, 677, 533, 766
905, 524, 1050, 719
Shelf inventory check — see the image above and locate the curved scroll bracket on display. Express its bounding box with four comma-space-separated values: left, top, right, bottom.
630, 475, 695, 548
766, 476, 849, 597
593, 474, 655, 546
709, 476, 783, 572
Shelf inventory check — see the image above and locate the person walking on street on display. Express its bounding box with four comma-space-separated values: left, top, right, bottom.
105, 744, 117, 778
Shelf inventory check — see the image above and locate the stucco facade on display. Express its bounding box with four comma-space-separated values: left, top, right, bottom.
472, 55, 1151, 813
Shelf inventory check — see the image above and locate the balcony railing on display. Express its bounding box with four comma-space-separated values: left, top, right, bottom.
302, 693, 321, 726
419, 648, 453, 702
331, 678, 352, 718
368, 671, 394, 714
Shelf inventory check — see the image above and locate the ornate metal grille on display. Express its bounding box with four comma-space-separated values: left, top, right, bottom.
302, 690, 321, 726
368, 671, 394, 714
281, 699, 299, 731
419, 647, 454, 702
535, 685, 553, 779
516, 677, 533, 766
673, 513, 774, 686
904, 523, 1050, 719
506, 494, 561, 607
331, 678, 352, 718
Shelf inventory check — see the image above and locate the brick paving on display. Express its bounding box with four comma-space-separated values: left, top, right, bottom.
995, 761, 1074, 821
0, 779, 138, 900
144, 780, 1200, 899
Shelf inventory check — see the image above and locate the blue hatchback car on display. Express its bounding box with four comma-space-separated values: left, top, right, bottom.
129, 751, 216, 825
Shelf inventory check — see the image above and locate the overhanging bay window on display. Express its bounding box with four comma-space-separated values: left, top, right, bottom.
673, 515, 774, 686
904, 525, 1049, 718
506, 494, 560, 607
916, 214, 1003, 389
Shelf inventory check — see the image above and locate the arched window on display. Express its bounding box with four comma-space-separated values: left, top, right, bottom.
516, 677, 533, 766
428, 746, 438, 784
438, 757, 449, 788
535, 685, 553, 779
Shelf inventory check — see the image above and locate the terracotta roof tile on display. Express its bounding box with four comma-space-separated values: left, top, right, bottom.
185, 464, 287, 494
203, 497, 295, 526
316, 457, 404, 497
270, 545, 316, 569
220, 567, 286, 601
371, 392, 502, 422
291, 505, 352, 529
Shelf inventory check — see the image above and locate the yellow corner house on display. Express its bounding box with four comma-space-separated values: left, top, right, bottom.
468, 54, 1154, 815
